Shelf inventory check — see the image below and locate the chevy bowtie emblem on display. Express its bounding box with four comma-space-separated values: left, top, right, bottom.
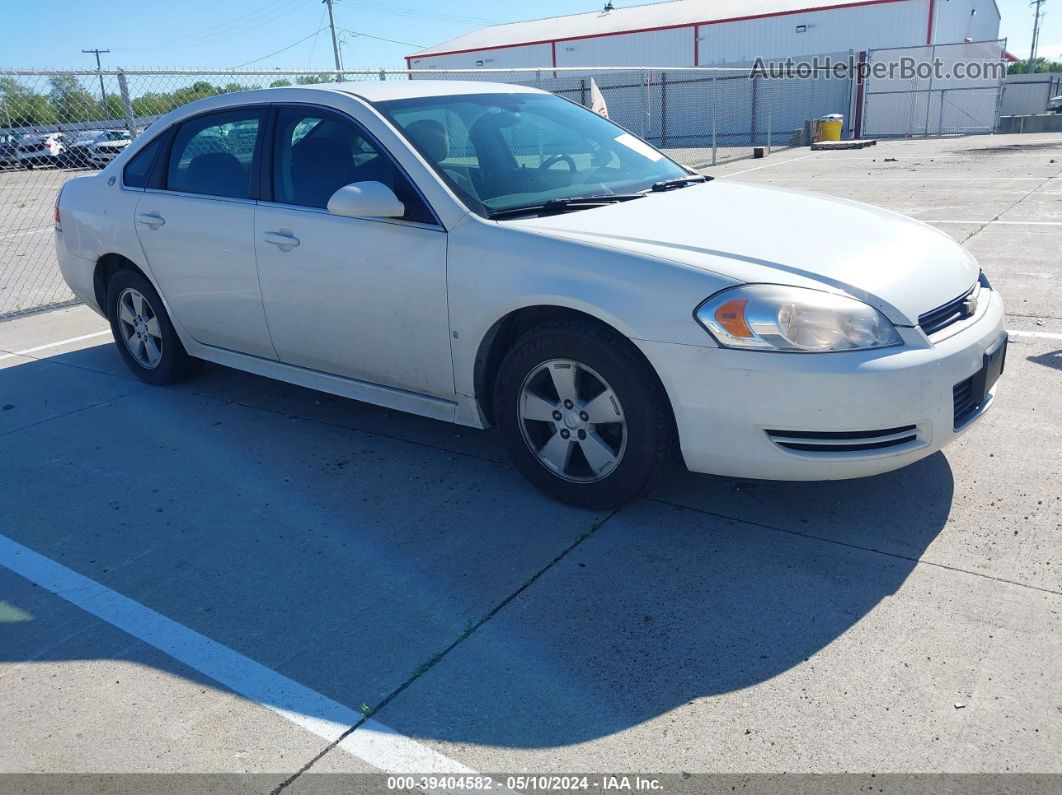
961, 293, 979, 317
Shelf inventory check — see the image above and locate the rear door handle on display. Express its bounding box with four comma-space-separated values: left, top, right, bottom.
263, 230, 300, 250
136, 212, 165, 229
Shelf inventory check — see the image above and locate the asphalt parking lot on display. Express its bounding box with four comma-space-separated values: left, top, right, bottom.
1, 134, 1060, 789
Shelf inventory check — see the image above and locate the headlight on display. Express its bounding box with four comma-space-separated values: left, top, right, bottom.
695, 285, 902, 353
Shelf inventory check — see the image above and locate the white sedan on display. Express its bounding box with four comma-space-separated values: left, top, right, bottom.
54, 81, 1006, 506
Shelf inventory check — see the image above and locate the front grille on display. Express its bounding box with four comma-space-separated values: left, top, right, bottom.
766, 425, 919, 454
919, 283, 977, 337
953, 375, 980, 429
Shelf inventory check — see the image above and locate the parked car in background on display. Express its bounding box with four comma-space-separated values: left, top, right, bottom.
1049, 95, 1062, 113
14, 132, 66, 168
58, 130, 107, 167
88, 130, 133, 165
0, 134, 21, 167
54, 82, 1007, 506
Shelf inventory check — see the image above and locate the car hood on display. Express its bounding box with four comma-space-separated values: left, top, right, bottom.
512, 180, 979, 324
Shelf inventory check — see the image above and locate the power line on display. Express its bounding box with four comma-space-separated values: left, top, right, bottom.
338, 28, 426, 49
234, 27, 329, 67
343, 0, 496, 25
306, 6, 329, 67
154, 0, 304, 49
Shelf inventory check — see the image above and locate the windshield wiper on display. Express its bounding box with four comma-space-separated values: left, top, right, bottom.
487, 193, 644, 220
649, 175, 712, 192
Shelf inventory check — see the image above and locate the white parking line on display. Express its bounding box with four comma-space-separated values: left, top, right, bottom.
741, 176, 1049, 182
924, 220, 1062, 227
1008, 329, 1062, 341
717, 152, 821, 176
0, 227, 51, 240
0, 533, 495, 784
0, 330, 110, 362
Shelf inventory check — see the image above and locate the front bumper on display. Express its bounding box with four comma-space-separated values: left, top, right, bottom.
637, 289, 1006, 481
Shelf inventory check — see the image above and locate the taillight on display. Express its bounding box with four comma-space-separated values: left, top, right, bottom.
54, 185, 64, 229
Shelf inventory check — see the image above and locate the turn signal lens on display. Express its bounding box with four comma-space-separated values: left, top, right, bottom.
695, 285, 902, 353
714, 299, 753, 338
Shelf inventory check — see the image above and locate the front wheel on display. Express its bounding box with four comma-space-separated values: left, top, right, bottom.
493, 318, 675, 508
106, 269, 198, 385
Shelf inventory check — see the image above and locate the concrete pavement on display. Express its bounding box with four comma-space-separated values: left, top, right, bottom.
0, 133, 1059, 785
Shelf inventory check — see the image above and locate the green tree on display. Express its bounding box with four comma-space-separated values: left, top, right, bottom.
1008, 58, 1062, 75
0, 77, 57, 127
49, 74, 102, 123
269, 79, 293, 88
296, 74, 335, 85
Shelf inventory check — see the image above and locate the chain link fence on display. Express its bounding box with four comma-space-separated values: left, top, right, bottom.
858, 39, 1007, 138
1, 64, 852, 318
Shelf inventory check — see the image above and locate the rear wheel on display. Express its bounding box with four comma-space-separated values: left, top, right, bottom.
493, 318, 674, 508
106, 269, 198, 385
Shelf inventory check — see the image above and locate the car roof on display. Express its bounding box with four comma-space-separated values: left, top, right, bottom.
298, 79, 547, 104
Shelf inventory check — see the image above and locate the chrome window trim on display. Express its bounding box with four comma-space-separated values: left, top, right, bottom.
256, 199, 445, 233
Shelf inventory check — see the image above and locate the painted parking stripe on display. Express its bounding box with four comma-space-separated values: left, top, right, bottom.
0, 227, 51, 240
716, 152, 821, 176
0, 330, 110, 362
1008, 329, 1062, 341
924, 220, 1062, 227
0, 534, 497, 785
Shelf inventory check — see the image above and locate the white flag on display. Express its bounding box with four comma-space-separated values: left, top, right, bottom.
590, 78, 609, 119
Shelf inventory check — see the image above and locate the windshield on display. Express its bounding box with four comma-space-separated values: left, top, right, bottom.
376, 92, 690, 218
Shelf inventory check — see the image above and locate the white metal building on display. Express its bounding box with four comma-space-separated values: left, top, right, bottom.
406, 0, 1001, 70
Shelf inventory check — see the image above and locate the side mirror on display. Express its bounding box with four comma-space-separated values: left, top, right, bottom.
326, 182, 405, 219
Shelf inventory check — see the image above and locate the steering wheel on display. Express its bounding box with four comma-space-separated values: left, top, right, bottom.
538, 154, 576, 174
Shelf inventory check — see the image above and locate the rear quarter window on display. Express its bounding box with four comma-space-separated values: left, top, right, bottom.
123, 135, 164, 189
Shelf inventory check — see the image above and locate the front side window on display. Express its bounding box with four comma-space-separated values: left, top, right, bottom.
377, 93, 690, 217
271, 107, 433, 223
166, 109, 264, 199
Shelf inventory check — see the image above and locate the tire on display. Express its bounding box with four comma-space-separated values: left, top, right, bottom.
493, 317, 675, 508
106, 269, 198, 385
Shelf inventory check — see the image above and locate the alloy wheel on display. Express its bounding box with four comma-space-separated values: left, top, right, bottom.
117, 287, 163, 369
517, 358, 627, 483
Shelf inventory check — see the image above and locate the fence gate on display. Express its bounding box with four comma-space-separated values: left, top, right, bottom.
860, 39, 1007, 138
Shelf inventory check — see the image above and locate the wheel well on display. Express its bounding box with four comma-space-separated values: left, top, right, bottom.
93, 254, 143, 315
473, 305, 673, 431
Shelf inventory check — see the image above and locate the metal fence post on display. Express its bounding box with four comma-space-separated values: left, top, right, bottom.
712, 74, 718, 167
750, 71, 758, 147
766, 80, 773, 154
644, 70, 651, 139
117, 69, 137, 139
661, 72, 668, 148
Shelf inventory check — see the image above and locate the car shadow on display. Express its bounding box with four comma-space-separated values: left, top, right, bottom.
0, 348, 954, 749
1027, 349, 1062, 372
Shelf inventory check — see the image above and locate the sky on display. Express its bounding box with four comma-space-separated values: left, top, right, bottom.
0, 0, 1059, 72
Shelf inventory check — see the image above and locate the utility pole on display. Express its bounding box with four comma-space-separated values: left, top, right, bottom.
1028, 0, 1046, 73
82, 48, 110, 102
323, 0, 344, 73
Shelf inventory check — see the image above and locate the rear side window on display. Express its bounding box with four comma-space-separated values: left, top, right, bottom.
166, 109, 264, 199
123, 135, 164, 189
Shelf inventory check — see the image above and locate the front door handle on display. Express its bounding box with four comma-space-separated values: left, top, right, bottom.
263, 230, 300, 250
136, 212, 165, 229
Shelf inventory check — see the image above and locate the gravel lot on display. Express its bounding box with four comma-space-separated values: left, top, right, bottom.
0, 133, 1060, 790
